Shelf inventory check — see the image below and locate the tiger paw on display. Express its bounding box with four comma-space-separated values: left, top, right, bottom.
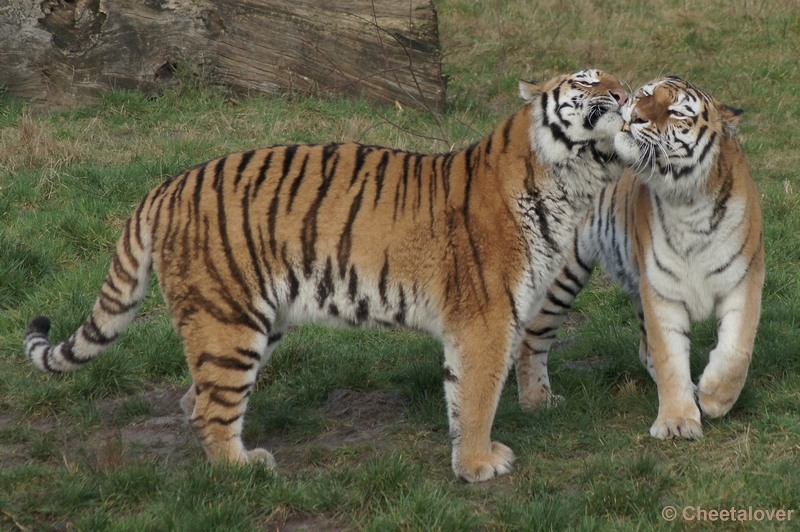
697, 371, 740, 419
520, 391, 564, 410
454, 442, 516, 483
650, 415, 703, 440
247, 448, 277, 468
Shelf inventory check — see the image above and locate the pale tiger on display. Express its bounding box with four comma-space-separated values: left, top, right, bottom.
516, 76, 764, 440
25, 69, 628, 482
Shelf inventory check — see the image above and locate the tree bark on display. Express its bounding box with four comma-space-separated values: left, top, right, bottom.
0, 0, 445, 110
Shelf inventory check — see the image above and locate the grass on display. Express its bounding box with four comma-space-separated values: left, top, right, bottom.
1, 0, 800, 529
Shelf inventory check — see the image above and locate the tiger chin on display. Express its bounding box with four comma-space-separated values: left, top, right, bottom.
516, 77, 764, 441
24, 70, 628, 483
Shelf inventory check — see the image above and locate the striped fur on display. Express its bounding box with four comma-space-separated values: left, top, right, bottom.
516, 77, 764, 441
25, 70, 628, 482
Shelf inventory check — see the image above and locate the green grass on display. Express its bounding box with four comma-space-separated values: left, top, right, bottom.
2, 0, 800, 530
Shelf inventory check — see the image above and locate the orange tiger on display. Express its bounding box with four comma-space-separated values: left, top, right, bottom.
516, 76, 764, 440
24, 70, 628, 482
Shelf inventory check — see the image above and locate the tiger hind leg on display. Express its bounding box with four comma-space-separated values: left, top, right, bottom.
179, 315, 279, 466
516, 261, 592, 409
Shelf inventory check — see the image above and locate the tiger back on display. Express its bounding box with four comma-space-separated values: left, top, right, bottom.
516, 76, 764, 441
24, 70, 628, 483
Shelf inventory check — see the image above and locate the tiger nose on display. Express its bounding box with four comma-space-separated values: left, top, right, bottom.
611, 90, 628, 106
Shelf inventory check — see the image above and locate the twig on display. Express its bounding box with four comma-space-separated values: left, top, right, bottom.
1, 510, 29, 532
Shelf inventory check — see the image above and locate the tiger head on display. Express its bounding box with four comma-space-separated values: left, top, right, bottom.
519, 69, 629, 165
614, 76, 744, 194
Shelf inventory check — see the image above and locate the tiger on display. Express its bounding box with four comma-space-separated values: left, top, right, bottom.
515, 76, 764, 441
24, 69, 629, 483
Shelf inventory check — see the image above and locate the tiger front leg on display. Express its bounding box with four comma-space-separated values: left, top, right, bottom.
697, 272, 762, 418
641, 287, 702, 440
180, 316, 277, 467
443, 328, 516, 483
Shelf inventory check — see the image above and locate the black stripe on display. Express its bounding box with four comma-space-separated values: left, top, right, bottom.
59, 337, 80, 365
526, 326, 557, 337
241, 182, 272, 307
280, 243, 300, 302
282, 145, 298, 180
554, 278, 579, 297
121, 221, 139, 271
286, 153, 310, 213
197, 352, 254, 371
211, 156, 227, 191
209, 389, 251, 408
348, 266, 358, 301
81, 315, 116, 345
206, 414, 243, 426
234, 150, 256, 188
216, 166, 271, 333
302, 145, 339, 277
501, 113, 514, 153
378, 251, 390, 305
546, 290, 571, 309
428, 158, 437, 235
349, 145, 369, 188
253, 151, 274, 196
573, 230, 593, 273
98, 292, 139, 315
462, 143, 489, 301
337, 177, 368, 278
267, 151, 293, 255
316, 257, 335, 306
506, 286, 519, 327
235, 347, 262, 361
355, 299, 369, 323
394, 285, 406, 325
373, 151, 390, 208
563, 266, 586, 291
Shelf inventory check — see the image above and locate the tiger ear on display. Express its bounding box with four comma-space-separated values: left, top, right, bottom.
719, 103, 744, 135
519, 79, 542, 102
720, 103, 744, 125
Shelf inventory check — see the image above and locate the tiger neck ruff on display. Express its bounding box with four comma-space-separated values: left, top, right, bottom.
25, 69, 627, 483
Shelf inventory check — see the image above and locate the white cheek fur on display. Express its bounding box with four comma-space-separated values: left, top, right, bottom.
614, 132, 641, 164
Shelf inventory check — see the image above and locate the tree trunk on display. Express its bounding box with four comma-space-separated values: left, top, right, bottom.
0, 0, 445, 110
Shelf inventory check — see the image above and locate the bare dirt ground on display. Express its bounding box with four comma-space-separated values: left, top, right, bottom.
1, 385, 411, 531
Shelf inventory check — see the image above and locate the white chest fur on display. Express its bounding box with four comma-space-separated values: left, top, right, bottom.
643, 190, 750, 320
